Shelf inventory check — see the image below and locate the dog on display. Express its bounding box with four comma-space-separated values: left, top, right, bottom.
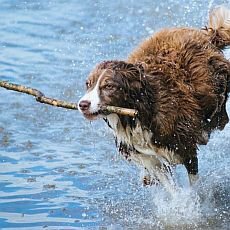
78, 6, 230, 190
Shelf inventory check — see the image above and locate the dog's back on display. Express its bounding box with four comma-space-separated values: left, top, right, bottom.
128, 6, 230, 140
129, 6, 230, 61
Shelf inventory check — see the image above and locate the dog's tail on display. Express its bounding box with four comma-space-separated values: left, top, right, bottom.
207, 5, 230, 49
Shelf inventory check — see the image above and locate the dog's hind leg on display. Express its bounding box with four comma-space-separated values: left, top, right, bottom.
188, 174, 199, 186
184, 155, 199, 186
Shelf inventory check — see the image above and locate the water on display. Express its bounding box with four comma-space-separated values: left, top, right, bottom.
0, 0, 229, 229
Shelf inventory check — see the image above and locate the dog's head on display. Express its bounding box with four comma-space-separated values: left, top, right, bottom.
78, 60, 145, 120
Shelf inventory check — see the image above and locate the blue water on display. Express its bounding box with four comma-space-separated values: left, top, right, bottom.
0, 0, 229, 229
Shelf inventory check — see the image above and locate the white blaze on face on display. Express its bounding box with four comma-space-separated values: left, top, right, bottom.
78, 70, 106, 114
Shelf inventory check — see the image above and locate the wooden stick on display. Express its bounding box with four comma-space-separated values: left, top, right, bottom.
0, 81, 138, 117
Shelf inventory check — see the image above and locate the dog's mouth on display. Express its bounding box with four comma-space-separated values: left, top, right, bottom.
82, 111, 100, 120
80, 105, 111, 120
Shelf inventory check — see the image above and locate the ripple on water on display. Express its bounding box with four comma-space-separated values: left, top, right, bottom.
0, 0, 230, 229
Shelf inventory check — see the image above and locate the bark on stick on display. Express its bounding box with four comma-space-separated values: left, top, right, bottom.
0, 81, 138, 117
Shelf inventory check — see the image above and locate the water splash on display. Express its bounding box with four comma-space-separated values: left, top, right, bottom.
208, 0, 215, 11
100, 169, 229, 229
151, 188, 201, 226
0, 0, 230, 229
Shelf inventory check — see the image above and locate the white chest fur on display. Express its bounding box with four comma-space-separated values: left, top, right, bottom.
106, 114, 182, 165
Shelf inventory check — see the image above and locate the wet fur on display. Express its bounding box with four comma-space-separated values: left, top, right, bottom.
79, 6, 230, 187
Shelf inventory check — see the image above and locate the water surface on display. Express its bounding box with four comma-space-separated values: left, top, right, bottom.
0, 0, 229, 229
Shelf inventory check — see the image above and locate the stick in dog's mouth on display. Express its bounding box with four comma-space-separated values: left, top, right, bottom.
0, 81, 138, 118
82, 106, 138, 120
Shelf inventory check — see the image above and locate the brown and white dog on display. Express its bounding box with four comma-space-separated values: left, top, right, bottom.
78, 6, 230, 190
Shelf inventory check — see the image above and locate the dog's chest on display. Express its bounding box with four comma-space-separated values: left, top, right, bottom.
106, 114, 181, 164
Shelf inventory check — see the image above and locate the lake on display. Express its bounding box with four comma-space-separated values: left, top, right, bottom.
0, 0, 229, 229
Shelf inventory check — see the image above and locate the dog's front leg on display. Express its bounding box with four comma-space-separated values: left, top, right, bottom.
141, 168, 160, 186
133, 154, 176, 193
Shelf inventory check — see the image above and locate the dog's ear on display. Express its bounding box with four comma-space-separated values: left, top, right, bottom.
98, 60, 145, 79
113, 61, 145, 80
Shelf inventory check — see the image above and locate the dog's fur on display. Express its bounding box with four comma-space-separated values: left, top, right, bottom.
78, 6, 230, 189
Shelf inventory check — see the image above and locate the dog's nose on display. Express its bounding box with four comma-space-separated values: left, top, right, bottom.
79, 100, 91, 111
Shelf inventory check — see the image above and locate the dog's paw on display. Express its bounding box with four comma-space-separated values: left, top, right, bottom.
143, 175, 160, 186
143, 175, 151, 186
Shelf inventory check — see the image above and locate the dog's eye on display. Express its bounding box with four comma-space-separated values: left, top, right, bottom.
86, 81, 91, 89
104, 84, 114, 90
